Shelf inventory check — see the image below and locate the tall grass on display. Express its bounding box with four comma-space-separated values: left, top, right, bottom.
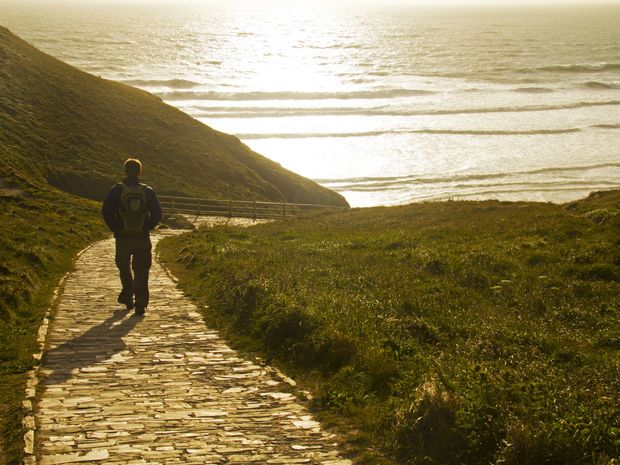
0, 165, 105, 463
160, 191, 620, 464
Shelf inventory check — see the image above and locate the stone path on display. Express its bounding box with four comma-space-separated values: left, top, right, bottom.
32, 234, 351, 465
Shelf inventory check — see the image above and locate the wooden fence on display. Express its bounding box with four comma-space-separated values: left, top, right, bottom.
159, 195, 346, 220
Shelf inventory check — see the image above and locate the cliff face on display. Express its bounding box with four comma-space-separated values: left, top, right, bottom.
0, 26, 349, 207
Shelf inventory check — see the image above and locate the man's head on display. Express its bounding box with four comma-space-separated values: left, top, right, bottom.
124, 158, 142, 178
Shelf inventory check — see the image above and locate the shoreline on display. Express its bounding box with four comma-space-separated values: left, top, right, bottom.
338, 186, 620, 209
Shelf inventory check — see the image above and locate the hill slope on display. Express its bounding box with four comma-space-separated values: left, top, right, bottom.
160, 191, 620, 465
0, 26, 348, 206
0, 146, 106, 463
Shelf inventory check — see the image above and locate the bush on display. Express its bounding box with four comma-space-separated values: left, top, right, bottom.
585, 209, 618, 225
392, 377, 463, 465
581, 264, 618, 282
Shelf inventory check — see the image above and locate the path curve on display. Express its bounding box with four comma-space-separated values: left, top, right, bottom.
33, 234, 351, 465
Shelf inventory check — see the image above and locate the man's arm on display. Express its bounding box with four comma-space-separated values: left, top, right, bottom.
102, 185, 121, 232
146, 187, 162, 231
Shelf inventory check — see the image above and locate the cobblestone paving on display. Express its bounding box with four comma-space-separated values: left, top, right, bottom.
34, 235, 351, 465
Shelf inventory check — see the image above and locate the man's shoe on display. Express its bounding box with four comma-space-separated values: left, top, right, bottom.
135, 306, 145, 316
118, 295, 134, 310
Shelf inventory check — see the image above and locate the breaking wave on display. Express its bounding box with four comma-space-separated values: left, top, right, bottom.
196, 100, 620, 119
593, 124, 620, 129
522, 62, 620, 74
406, 186, 620, 203
157, 88, 437, 101
581, 80, 620, 89
318, 162, 620, 191
235, 125, 620, 140
513, 87, 555, 94
123, 78, 202, 88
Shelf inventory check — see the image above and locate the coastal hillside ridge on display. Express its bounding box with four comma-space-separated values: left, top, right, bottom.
0, 152, 105, 463
0, 25, 348, 207
159, 190, 620, 465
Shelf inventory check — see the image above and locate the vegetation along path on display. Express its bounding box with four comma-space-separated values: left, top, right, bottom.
31, 233, 351, 465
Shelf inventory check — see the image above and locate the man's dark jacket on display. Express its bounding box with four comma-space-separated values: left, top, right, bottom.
102, 177, 162, 238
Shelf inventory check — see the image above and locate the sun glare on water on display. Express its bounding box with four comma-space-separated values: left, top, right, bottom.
2, 1, 618, 206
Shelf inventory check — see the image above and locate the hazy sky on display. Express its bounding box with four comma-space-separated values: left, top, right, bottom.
1, 0, 619, 5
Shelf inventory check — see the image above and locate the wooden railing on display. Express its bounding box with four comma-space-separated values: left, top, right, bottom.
159, 195, 346, 220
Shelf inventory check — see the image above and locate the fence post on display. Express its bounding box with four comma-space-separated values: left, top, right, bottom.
171, 198, 175, 214
282, 201, 286, 218
253, 198, 257, 221
197, 197, 201, 216
229, 199, 233, 218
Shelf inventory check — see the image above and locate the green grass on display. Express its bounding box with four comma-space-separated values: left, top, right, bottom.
0, 150, 106, 462
0, 197, 104, 464
159, 190, 620, 465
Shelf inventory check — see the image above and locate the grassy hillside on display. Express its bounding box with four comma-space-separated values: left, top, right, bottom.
0, 26, 347, 207
0, 143, 107, 463
159, 190, 620, 465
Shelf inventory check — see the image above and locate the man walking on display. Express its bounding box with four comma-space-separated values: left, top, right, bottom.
102, 158, 162, 316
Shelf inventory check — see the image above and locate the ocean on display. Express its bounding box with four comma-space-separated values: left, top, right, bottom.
1, 2, 619, 207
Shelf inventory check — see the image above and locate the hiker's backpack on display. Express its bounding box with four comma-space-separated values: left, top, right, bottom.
119, 183, 149, 236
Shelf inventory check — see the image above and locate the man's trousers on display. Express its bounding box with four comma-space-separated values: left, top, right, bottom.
115, 235, 152, 309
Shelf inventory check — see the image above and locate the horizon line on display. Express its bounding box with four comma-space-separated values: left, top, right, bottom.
2, 0, 620, 6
